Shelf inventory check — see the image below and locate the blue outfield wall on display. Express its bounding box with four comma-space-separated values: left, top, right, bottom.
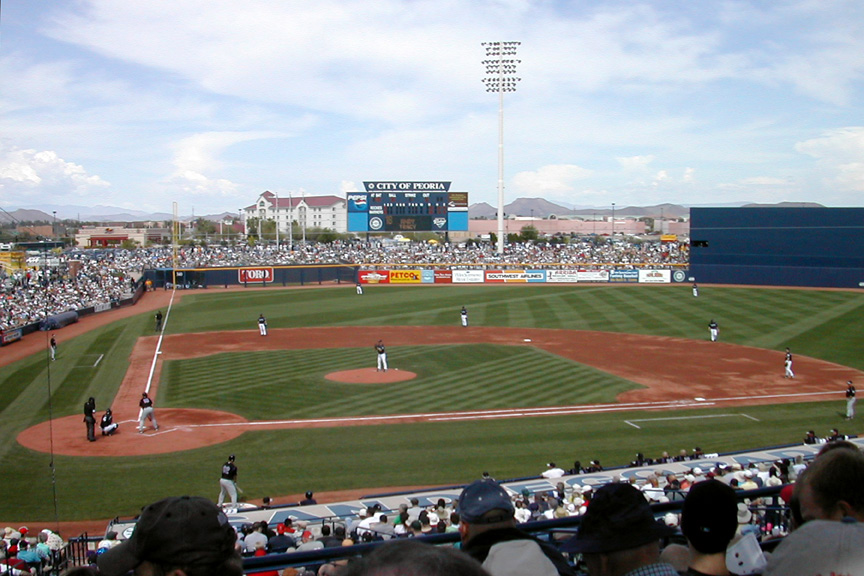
689, 207, 864, 288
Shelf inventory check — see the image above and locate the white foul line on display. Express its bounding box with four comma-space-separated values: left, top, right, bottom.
624, 412, 761, 429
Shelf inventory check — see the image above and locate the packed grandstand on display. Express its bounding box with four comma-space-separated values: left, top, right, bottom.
0, 240, 688, 331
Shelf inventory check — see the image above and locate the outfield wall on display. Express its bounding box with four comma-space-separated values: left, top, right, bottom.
689, 207, 864, 288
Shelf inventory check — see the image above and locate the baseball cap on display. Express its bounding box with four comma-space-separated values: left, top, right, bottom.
97, 496, 236, 576
681, 479, 738, 554
457, 480, 515, 524
561, 483, 676, 554
763, 519, 864, 576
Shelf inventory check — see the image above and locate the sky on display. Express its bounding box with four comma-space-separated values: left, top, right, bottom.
1, 0, 864, 217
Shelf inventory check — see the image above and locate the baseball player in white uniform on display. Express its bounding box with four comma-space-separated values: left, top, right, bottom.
258, 314, 267, 336
784, 348, 794, 379
375, 340, 388, 372
708, 319, 718, 342
692, 283, 699, 297
461, 306, 468, 327
847, 381, 857, 419
356, 282, 363, 295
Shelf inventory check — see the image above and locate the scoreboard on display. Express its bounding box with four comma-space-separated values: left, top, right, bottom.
347, 181, 469, 233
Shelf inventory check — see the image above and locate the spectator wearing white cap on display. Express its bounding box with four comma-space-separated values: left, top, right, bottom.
541, 462, 566, 479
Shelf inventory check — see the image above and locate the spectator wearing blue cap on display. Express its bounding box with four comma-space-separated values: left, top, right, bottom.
457, 480, 576, 576
561, 483, 677, 576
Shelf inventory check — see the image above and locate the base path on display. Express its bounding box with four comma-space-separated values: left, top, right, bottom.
17, 325, 861, 458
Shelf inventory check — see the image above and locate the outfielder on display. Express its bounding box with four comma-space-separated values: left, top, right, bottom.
218, 454, 239, 508
847, 381, 857, 420
784, 348, 794, 379
708, 319, 719, 342
356, 282, 363, 295
138, 392, 158, 433
258, 313, 267, 336
50, 334, 57, 361
375, 340, 388, 372
461, 306, 468, 327
692, 283, 699, 297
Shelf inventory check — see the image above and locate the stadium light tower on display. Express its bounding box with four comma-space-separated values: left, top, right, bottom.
482, 41, 521, 254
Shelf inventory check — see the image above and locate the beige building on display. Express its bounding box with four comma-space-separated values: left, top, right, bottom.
243, 191, 347, 234
74, 225, 171, 248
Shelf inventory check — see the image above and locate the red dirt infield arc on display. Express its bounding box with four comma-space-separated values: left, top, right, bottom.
17, 325, 862, 460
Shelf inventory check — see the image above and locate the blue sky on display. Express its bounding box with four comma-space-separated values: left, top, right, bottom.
2, 0, 863, 216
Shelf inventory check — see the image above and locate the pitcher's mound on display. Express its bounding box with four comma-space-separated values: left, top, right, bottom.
326, 368, 417, 384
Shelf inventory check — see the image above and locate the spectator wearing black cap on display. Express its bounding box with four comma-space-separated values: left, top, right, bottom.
96, 495, 241, 576
678, 479, 738, 576
457, 479, 576, 576
300, 491, 317, 506
561, 483, 677, 576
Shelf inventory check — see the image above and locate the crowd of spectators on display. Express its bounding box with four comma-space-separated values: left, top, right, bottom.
0, 239, 688, 331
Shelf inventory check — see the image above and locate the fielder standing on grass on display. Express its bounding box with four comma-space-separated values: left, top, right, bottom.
846, 381, 857, 420
708, 319, 719, 342
461, 306, 469, 327
218, 454, 239, 508
49, 334, 57, 361
258, 313, 268, 336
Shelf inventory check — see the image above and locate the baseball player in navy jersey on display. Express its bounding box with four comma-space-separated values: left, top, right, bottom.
847, 381, 857, 420
258, 314, 268, 336
218, 454, 239, 508
50, 334, 57, 361
375, 340, 388, 372
708, 319, 718, 342
138, 392, 158, 433
784, 348, 794, 379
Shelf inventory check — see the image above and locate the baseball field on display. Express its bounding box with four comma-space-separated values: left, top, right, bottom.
1, 283, 863, 527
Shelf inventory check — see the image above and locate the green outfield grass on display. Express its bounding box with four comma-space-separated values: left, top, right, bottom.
1, 284, 863, 522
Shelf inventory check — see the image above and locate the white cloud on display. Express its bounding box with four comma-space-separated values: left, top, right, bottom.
795, 127, 864, 192
617, 156, 656, 172
511, 164, 594, 197
0, 148, 109, 200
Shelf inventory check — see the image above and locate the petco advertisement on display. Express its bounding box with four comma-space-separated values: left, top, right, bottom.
388, 270, 423, 284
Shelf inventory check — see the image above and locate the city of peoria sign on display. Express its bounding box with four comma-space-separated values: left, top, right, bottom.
346, 182, 468, 233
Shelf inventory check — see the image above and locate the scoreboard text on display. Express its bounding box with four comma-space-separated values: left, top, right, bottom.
347, 182, 468, 233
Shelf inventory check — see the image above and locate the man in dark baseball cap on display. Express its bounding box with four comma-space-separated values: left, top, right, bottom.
457, 480, 575, 576
97, 496, 241, 576
561, 483, 677, 576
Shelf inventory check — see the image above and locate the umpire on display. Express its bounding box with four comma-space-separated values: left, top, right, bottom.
83, 397, 97, 442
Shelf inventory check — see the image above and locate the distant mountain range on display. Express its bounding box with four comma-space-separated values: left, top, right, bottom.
1, 200, 826, 224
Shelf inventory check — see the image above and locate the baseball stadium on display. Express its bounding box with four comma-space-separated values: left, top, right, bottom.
1, 207, 863, 574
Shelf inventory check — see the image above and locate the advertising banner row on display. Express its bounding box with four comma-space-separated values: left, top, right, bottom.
358, 269, 688, 284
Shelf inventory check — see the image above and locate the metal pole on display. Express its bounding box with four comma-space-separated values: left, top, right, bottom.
275, 191, 280, 247
482, 41, 521, 255
288, 192, 293, 250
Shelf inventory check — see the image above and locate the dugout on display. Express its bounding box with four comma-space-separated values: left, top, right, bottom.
689, 207, 864, 288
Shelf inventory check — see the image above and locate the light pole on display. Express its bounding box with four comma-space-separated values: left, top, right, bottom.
482, 41, 521, 255
52, 211, 57, 240
275, 191, 280, 247
611, 202, 616, 236
288, 191, 293, 251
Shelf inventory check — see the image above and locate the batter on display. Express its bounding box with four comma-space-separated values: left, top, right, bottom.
138, 392, 158, 433
218, 454, 239, 508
